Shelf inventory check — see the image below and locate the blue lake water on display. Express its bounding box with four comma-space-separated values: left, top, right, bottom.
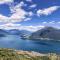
0, 35, 60, 53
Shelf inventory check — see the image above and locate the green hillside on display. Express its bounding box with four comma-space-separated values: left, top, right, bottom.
0, 48, 60, 60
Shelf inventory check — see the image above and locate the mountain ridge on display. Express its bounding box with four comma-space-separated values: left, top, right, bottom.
0, 29, 32, 38
29, 26, 60, 40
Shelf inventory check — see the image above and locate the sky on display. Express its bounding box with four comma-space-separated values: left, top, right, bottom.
0, 0, 60, 31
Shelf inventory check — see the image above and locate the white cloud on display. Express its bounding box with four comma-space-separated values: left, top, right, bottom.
58, 22, 60, 23
19, 1, 27, 7
0, 0, 13, 4
1, 21, 60, 31
26, 0, 32, 2
13, 1, 27, 7
42, 22, 47, 24
29, 4, 37, 8
42, 21, 56, 24
28, 11, 34, 16
0, 9, 27, 22
0, 1, 28, 23
0, 1, 35, 23
24, 18, 31, 21
49, 21, 55, 24
0, 23, 21, 30
37, 6, 60, 16
22, 26, 44, 32
10, 8, 27, 21
0, 23, 44, 32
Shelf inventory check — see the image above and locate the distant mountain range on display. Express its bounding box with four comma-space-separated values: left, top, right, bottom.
0, 26, 60, 40
0, 29, 32, 38
0, 29, 8, 37
29, 27, 60, 40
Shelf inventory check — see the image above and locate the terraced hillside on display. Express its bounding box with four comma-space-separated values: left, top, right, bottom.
0, 48, 60, 60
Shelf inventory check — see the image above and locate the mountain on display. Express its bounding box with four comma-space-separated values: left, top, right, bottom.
8, 29, 32, 39
29, 27, 60, 40
0, 29, 32, 38
8, 29, 21, 35
8, 29, 31, 36
0, 29, 8, 37
19, 30, 32, 39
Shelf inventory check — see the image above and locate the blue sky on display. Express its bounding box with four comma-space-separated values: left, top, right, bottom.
0, 0, 60, 31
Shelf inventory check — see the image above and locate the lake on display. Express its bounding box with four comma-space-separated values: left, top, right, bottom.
0, 35, 60, 53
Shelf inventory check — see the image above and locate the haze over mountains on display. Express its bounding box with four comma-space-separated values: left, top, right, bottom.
0, 26, 60, 40
0, 29, 32, 38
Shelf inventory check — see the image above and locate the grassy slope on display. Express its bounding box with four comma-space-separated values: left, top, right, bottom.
0, 48, 60, 60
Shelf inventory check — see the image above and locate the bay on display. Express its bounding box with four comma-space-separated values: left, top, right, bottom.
0, 35, 60, 53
